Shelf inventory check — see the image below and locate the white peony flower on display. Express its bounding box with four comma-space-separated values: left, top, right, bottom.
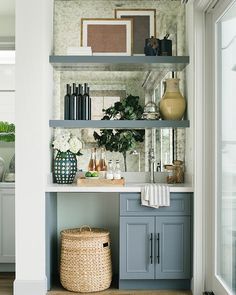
69, 136, 82, 154
52, 138, 69, 152
52, 139, 61, 150
52, 133, 82, 155
58, 141, 70, 152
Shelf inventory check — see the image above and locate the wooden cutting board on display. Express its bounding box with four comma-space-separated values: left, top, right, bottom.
77, 177, 125, 186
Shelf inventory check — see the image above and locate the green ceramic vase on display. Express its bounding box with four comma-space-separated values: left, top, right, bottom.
53, 151, 77, 184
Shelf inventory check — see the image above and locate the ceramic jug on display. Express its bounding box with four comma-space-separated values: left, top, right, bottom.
160, 78, 186, 120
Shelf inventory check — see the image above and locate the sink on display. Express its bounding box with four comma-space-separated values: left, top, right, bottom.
126, 182, 168, 187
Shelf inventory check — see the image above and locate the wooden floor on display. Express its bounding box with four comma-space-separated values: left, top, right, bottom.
48, 289, 191, 295
0, 273, 191, 295
0, 273, 14, 295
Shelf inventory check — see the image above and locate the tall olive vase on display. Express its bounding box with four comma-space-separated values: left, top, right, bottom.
53, 151, 77, 184
160, 78, 186, 120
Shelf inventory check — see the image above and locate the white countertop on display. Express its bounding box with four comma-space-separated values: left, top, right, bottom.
45, 182, 193, 193
0, 181, 193, 193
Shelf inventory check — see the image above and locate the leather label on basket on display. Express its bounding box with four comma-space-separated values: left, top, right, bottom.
103, 242, 109, 247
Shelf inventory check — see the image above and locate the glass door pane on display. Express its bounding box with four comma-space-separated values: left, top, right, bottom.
217, 3, 236, 293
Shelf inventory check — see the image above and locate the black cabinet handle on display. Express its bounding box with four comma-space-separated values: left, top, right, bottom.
157, 233, 160, 264
150, 233, 153, 264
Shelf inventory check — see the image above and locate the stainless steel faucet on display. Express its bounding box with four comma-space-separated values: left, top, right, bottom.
148, 148, 156, 183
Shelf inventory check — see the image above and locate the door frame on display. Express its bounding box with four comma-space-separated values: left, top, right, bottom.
189, 0, 236, 293
186, 1, 228, 294
185, 1, 208, 293
205, 0, 236, 293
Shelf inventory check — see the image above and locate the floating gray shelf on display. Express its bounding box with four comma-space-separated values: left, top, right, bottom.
49, 56, 189, 71
49, 120, 190, 129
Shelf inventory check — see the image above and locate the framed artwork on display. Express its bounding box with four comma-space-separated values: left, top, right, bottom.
115, 9, 156, 55
81, 18, 133, 56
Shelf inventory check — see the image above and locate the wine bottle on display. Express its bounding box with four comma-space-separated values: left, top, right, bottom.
88, 86, 91, 120
82, 83, 90, 120
76, 84, 83, 120
64, 84, 71, 120
97, 148, 107, 171
69, 83, 77, 120
88, 148, 97, 171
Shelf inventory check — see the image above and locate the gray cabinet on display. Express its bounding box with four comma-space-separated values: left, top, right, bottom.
0, 189, 15, 264
120, 216, 154, 279
155, 216, 190, 279
119, 193, 192, 289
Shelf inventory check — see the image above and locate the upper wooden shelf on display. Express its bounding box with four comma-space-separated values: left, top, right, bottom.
49, 55, 190, 71
49, 120, 190, 129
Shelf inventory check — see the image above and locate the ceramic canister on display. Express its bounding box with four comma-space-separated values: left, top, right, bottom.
160, 78, 186, 120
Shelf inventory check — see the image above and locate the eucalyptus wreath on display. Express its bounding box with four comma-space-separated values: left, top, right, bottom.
93, 95, 144, 171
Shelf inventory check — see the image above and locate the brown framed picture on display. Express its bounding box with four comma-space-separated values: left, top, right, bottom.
81, 18, 133, 56
115, 9, 156, 55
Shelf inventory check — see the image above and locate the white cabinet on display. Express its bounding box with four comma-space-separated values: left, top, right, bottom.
0, 188, 15, 263
0, 64, 15, 123
0, 65, 15, 90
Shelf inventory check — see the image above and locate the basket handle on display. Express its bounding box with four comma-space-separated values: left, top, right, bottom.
79, 225, 92, 232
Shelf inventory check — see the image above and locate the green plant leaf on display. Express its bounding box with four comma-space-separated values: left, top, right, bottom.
93, 95, 144, 171
0, 121, 15, 142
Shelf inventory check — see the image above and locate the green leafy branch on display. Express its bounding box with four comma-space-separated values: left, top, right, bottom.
93, 95, 144, 171
0, 121, 15, 142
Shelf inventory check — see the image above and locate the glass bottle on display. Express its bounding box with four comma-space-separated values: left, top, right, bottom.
106, 160, 113, 179
76, 84, 83, 120
164, 164, 176, 184
114, 160, 121, 180
97, 148, 107, 171
173, 160, 184, 183
64, 84, 71, 120
88, 148, 97, 171
82, 83, 91, 120
70, 83, 77, 120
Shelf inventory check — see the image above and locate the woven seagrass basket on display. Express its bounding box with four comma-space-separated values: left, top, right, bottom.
60, 225, 112, 293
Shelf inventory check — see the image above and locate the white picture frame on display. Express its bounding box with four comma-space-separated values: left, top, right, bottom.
81, 18, 133, 56
115, 9, 156, 56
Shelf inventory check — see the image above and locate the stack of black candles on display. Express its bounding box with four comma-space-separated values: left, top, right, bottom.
64, 83, 91, 120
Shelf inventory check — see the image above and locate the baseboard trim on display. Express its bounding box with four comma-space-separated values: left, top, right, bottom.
14, 278, 47, 295
119, 279, 191, 290
0, 263, 15, 272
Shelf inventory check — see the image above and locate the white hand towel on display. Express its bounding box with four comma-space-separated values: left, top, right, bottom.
141, 184, 170, 209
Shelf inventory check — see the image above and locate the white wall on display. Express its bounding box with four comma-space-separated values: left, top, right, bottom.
14, 0, 53, 294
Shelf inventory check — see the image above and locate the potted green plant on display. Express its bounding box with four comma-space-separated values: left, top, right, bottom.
0, 122, 15, 181
93, 95, 144, 171
0, 121, 15, 142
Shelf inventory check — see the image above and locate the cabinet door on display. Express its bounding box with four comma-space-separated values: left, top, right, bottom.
0, 189, 15, 263
120, 216, 154, 279
155, 216, 191, 279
